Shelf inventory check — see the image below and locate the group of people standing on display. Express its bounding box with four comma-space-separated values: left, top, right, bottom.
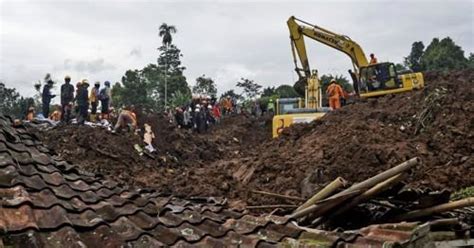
33, 74, 112, 124
173, 95, 231, 133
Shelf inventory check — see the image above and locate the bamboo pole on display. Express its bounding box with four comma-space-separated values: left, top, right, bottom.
294, 177, 347, 213
344, 157, 420, 193
288, 190, 361, 219
391, 197, 474, 222
288, 158, 420, 220
251, 190, 305, 201
246, 204, 298, 209
329, 173, 406, 218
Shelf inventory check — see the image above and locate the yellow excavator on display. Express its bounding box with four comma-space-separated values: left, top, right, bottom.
272, 16, 424, 137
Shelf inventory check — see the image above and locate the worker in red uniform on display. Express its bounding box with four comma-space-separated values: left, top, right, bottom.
369, 53, 378, 64
326, 79, 344, 110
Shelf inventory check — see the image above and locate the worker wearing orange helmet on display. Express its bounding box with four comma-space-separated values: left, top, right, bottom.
326, 79, 344, 110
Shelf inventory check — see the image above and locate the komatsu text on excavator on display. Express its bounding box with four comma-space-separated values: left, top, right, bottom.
272, 16, 424, 138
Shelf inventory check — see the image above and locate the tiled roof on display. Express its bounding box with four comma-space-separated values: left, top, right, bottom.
0, 115, 469, 247
0, 116, 307, 247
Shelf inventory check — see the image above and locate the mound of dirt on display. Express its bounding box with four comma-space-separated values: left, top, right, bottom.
235, 69, 473, 206
36, 114, 271, 192
36, 69, 473, 209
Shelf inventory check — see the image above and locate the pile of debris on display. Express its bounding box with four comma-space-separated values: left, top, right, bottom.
237, 69, 473, 207
30, 114, 270, 192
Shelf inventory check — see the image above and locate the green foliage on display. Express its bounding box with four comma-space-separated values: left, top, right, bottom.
404, 41, 425, 72
451, 186, 474, 201
220, 89, 242, 100
468, 53, 474, 69
0, 82, 34, 119
170, 90, 192, 108
192, 75, 217, 96
261, 86, 276, 97
421, 37, 469, 71
395, 63, 407, 71
275, 84, 299, 98
159, 23, 177, 46
236, 78, 262, 99
114, 24, 191, 111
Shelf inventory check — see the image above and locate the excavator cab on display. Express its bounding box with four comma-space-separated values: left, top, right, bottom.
359, 62, 401, 94
358, 62, 424, 97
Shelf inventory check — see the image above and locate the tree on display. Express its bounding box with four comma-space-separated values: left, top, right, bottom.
261, 86, 276, 97
220, 89, 242, 100
170, 90, 192, 108
192, 75, 217, 96
0, 82, 34, 118
275, 85, 299, 98
404, 41, 425, 72
395, 63, 408, 71
236, 78, 262, 99
319, 74, 352, 93
468, 53, 474, 69
420, 37, 469, 71
159, 23, 177, 47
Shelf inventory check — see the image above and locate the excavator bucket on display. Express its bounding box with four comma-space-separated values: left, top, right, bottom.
293, 77, 307, 96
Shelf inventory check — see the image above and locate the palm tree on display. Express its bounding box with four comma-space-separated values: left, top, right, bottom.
159, 23, 177, 47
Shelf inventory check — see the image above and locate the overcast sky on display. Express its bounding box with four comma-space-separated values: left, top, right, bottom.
1, 0, 473, 99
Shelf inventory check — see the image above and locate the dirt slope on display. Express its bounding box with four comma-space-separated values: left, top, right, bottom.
36, 69, 473, 207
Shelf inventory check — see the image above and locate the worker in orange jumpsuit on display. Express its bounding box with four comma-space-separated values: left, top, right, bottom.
369, 53, 378, 64
326, 79, 344, 110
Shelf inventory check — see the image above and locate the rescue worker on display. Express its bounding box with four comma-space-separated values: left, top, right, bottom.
222, 96, 232, 115
99, 81, 111, 120
60, 75, 74, 123
326, 79, 344, 110
76, 79, 89, 124
26, 107, 35, 121
89, 81, 100, 122
49, 106, 61, 121
42, 79, 56, 118
212, 103, 221, 124
267, 99, 275, 116
174, 107, 185, 128
369, 53, 378, 64
113, 107, 137, 133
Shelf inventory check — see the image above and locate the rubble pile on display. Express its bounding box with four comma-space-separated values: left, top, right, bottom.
34, 69, 473, 213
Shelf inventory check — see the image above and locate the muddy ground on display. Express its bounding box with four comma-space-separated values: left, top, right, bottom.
36, 69, 474, 208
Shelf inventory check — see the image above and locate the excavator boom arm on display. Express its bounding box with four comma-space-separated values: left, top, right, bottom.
287, 16, 369, 77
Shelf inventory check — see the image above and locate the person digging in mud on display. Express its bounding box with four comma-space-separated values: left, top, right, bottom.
174, 107, 185, 128
113, 107, 137, 133
60, 75, 74, 123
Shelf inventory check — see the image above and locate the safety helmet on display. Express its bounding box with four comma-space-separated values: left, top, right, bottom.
65, 75, 71, 80
196, 104, 201, 108
82, 79, 89, 84
28, 106, 35, 112
208, 105, 212, 109
195, 108, 200, 112
330, 79, 336, 83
